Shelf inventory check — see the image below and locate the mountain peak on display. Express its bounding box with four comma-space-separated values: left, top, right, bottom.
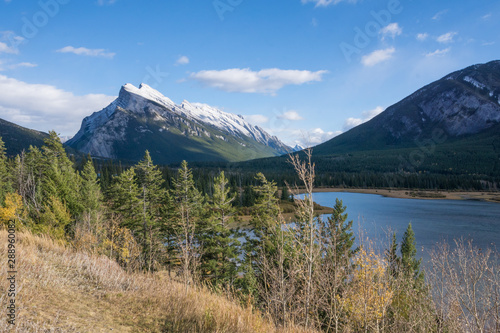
314, 60, 500, 155
67, 83, 292, 163
120, 83, 176, 110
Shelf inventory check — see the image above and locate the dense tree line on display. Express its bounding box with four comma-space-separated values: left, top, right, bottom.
1, 135, 499, 332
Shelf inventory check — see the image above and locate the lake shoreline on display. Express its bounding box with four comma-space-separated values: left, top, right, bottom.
307, 188, 500, 203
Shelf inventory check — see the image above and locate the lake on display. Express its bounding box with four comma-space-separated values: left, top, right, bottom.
310, 192, 500, 263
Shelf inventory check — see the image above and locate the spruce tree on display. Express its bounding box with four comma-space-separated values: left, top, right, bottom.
108, 167, 142, 231
242, 173, 283, 300
321, 198, 358, 262
135, 151, 165, 271
80, 158, 103, 214
199, 171, 241, 287
171, 160, 204, 291
386, 232, 400, 278
401, 223, 423, 282
40, 131, 82, 216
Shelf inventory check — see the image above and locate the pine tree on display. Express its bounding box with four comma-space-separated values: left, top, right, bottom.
401, 223, 423, 282
80, 158, 103, 214
108, 167, 142, 231
386, 232, 400, 278
199, 171, 241, 287
40, 131, 83, 216
171, 160, 204, 292
135, 151, 165, 271
321, 198, 358, 262
280, 186, 291, 202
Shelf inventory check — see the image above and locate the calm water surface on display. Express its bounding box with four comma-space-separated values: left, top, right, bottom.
311, 192, 500, 262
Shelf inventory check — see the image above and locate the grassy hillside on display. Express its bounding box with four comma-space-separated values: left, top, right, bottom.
0, 229, 315, 333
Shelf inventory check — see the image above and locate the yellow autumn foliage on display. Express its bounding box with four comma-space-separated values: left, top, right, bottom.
0, 192, 25, 225
345, 248, 393, 331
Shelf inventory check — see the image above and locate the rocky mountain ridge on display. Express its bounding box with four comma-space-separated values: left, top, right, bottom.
67, 83, 291, 164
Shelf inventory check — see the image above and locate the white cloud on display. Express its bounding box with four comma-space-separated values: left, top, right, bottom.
7, 62, 38, 70
482, 13, 492, 20
190, 68, 328, 94
380, 23, 402, 40
0, 31, 24, 53
278, 110, 304, 121
308, 128, 340, 145
0, 75, 115, 135
425, 48, 451, 57
361, 48, 395, 67
342, 106, 384, 131
432, 10, 448, 20
244, 114, 269, 125
416, 33, 429, 41
0, 41, 18, 54
56, 46, 116, 59
301, 0, 358, 7
437, 32, 457, 44
176, 55, 190, 65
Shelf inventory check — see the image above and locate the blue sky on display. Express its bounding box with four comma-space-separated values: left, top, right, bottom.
0, 0, 499, 147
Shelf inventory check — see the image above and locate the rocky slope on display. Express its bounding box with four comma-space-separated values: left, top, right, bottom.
66, 83, 291, 164
314, 60, 500, 154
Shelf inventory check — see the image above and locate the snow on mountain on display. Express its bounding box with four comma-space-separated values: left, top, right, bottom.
113, 83, 288, 149
67, 83, 291, 161
121, 83, 176, 110
173, 100, 279, 147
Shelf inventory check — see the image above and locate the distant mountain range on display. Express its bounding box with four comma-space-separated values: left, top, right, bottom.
0, 118, 48, 156
307, 60, 500, 177
230, 60, 500, 183
66, 83, 292, 164
1, 60, 499, 177
314, 60, 500, 156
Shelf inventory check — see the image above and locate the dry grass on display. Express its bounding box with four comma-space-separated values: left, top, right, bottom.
0, 229, 316, 333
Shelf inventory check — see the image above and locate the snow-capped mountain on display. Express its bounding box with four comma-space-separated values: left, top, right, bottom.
66, 83, 291, 164
292, 144, 305, 152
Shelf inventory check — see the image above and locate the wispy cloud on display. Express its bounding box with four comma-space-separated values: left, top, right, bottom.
425, 48, 451, 57
437, 32, 457, 44
176, 55, 190, 65
0, 31, 24, 54
7, 62, 38, 70
190, 68, 328, 94
244, 114, 269, 125
416, 33, 429, 41
269, 127, 340, 147
56, 46, 116, 59
432, 9, 448, 20
0, 75, 115, 135
482, 13, 492, 20
0, 42, 18, 54
342, 106, 384, 131
361, 48, 395, 67
380, 23, 402, 41
301, 0, 358, 7
278, 110, 304, 121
